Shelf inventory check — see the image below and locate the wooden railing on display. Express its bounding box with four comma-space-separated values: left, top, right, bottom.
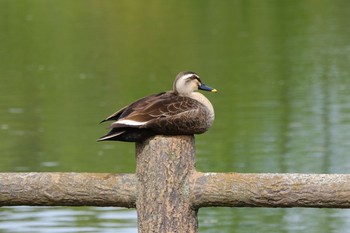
1, 135, 350, 232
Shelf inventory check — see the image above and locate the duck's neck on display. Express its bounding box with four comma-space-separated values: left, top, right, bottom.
189, 92, 214, 115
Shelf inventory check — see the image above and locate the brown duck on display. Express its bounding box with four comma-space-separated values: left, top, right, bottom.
98, 71, 217, 142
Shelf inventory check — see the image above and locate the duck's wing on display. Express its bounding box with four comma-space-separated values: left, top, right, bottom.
100, 106, 127, 123
110, 93, 200, 128
100, 92, 167, 123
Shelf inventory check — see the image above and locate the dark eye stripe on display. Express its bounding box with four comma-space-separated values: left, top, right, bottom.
182, 73, 202, 84
194, 76, 202, 83
186, 75, 201, 84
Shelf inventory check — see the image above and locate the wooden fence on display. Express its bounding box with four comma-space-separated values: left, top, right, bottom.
1, 135, 350, 232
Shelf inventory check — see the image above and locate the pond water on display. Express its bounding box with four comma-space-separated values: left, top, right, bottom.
1, 1, 350, 232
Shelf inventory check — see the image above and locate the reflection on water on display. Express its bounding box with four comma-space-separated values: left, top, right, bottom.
200, 208, 350, 233
0, 207, 136, 233
1, 0, 350, 232
2, 207, 350, 233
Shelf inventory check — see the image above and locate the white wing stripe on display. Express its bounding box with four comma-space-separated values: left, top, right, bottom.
116, 119, 147, 126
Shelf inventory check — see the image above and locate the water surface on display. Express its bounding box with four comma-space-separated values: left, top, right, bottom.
1, 1, 350, 232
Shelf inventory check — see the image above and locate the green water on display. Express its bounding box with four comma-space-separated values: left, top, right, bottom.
1, 0, 350, 232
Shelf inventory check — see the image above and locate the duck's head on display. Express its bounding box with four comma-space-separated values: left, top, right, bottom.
173, 71, 217, 96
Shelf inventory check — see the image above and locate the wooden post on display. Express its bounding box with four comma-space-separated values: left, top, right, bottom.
136, 135, 198, 233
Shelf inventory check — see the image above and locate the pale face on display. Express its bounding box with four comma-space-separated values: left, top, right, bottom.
174, 73, 202, 96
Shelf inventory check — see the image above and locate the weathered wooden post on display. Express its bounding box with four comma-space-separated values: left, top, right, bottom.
136, 135, 197, 233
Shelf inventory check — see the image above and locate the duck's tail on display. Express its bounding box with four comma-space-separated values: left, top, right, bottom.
97, 128, 155, 142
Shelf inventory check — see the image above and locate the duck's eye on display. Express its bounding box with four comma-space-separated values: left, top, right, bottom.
194, 76, 202, 83
186, 76, 201, 86
183, 74, 201, 83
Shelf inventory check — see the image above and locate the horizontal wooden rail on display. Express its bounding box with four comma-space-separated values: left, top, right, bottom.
190, 172, 350, 208
0, 172, 137, 207
1, 172, 349, 208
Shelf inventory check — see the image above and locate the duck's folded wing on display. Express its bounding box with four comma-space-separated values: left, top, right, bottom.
100, 106, 127, 123
100, 92, 166, 123
111, 94, 200, 128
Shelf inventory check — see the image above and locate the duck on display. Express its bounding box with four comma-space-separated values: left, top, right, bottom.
98, 71, 217, 142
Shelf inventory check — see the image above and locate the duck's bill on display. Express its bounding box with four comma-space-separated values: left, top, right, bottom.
199, 83, 218, 93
